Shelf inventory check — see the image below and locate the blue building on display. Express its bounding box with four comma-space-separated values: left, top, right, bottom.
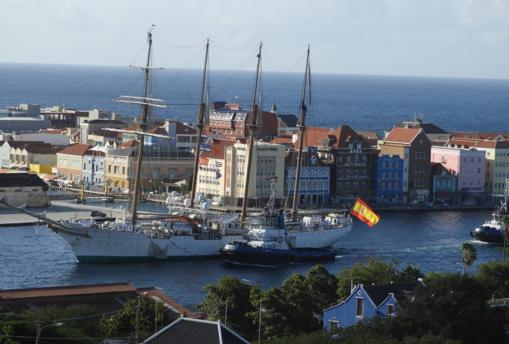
83, 149, 105, 190
375, 155, 407, 204
323, 282, 417, 332
286, 147, 330, 207
431, 163, 458, 204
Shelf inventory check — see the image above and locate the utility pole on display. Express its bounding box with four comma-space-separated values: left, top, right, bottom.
190, 39, 210, 208
240, 42, 263, 225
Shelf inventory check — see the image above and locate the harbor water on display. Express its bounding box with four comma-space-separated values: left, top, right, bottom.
0, 209, 503, 308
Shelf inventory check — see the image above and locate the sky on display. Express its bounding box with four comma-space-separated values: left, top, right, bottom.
1, 0, 509, 79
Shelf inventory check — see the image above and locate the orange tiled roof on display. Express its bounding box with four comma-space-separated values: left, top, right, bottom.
57, 143, 92, 156
384, 127, 421, 144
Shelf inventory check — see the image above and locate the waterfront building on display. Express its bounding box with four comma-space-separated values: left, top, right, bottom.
294, 125, 378, 202
104, 140, 195, 194
358, 131, 382, 148
224, 141, 285, 205
379, 127, 432, 202
0, 104, 51, 132
104, 143, 134, 193
375, 154, 407, 204
393, 118, 450, 145
207, 101, 278, 140
9, 141, 62, 171
431, 163, 459, 204
41, 106, 89, 128
80, 119, 127, 144
163, 120, 198, 153
286, 147, 331, 207
2, 132, 72, 146
195, 139, 233, 198
83, 149, 106, 189
323, 282, 417, 332
447, 136, 509, 196
430, 146, 485, 194
86, 128, 122, 147
56, 143, 92, 182
143, 317, 250, 344
0, 172, 49, 207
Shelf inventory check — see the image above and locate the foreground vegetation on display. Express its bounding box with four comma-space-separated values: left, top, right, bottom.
0, 258, 508, 343
199, 259, 509, 344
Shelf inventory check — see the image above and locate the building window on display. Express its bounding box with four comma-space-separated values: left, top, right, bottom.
356, 298, 364, 318
387, 304, 394, 317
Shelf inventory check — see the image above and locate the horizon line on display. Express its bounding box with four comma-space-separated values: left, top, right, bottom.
1, 61, 508, 82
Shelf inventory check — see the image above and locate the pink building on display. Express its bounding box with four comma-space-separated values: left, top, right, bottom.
431, 146, 485, 193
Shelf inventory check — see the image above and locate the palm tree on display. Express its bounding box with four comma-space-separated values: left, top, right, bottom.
461, 242, 477, 275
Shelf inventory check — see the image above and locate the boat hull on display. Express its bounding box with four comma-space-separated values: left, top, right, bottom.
471, 227, 505, 244
220, 242, 336, 265
58, 228, 244, 263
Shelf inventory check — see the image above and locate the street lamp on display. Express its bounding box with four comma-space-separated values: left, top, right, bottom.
35, 321, 63, 344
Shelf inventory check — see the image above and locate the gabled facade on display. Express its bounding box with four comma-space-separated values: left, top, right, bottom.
56, 143, 92, 182
286, 147, 331, 207
83, 149, 106, 189
324, 282, 417, 332
379, 127, 432, 202
375, 154, 407, 204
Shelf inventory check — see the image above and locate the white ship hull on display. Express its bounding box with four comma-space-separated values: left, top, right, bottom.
59, 228, 244, 263
287, 224, 352, 248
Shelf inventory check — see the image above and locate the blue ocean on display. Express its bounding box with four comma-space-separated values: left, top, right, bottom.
0, 63, 508, 133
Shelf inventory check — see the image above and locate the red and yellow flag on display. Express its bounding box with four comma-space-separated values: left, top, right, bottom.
351, 198, 380, 227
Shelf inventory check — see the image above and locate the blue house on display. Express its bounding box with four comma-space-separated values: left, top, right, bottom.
323, 282, 417, 332
82, 149, 105, 190
375, 155, 407, 204
286, 147, 330, 207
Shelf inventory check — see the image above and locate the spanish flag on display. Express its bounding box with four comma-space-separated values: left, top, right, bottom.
351, 198, 380, 227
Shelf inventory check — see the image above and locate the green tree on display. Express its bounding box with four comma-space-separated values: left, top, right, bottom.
263, 331, 336, 344
461, 242, 477, 275
336, 259, 399, 300
476, 259, 509, 298
198, 276, 259, 338
0, 325, 18, 344
255, 287, 291, 340
305, 265, 338, 313
395, 273, 505, 344
397, 265, 423, 282
101, 298, 173, 341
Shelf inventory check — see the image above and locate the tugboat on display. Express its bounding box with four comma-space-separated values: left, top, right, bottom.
220, 193, 336, 265
471, 179, 508, 244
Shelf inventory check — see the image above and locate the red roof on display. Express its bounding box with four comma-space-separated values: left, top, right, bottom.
0, 283, 137, 300
57, 143, 92, 156
384, 127, 421, 144
294, 125, 360, 149
204, 139, 236, 159
448, 137, 509, 149
118, 140, 137, 148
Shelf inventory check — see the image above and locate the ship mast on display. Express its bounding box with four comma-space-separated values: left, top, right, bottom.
114, 27, 167, 225
190, 39, 210, 208
290, 45, 311, 218
240, 42, 263, 224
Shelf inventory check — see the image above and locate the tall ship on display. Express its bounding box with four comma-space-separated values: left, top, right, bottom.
221, 45, 353, 264
471, 179, 508, 244
4, 30, 245, 262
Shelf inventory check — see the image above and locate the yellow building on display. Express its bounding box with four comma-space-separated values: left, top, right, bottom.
56, 143, 92, 182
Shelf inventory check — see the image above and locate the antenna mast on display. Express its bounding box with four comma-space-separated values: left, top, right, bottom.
291, 45, 311, 218
190, 39, 210, 208
240, 42, 263, 224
